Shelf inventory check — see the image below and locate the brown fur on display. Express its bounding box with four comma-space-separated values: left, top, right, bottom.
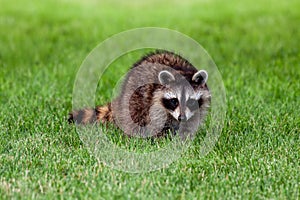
69, 104, 113, 125
69, 50, 210, 138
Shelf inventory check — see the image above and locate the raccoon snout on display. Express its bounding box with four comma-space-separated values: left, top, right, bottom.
178, 114, 187, 122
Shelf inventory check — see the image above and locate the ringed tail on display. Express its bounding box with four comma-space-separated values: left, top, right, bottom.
68, 103, 113, 124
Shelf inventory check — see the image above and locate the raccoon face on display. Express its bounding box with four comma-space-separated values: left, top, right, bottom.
158, 70, 208, 122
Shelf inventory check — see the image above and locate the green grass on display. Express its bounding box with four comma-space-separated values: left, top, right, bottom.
0, 0, 299, 199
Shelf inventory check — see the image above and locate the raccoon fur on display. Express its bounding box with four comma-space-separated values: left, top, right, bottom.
69, 50, 211, 138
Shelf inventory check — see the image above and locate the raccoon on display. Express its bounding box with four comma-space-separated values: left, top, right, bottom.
69, 50, 211, 138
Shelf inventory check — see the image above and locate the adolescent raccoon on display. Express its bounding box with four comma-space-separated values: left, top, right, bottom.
69, 50, 211, 138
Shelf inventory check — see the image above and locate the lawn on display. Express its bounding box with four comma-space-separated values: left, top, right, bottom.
0, 0, 299, 199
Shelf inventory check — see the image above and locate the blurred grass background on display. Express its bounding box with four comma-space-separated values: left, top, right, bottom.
0, 0, 299, 199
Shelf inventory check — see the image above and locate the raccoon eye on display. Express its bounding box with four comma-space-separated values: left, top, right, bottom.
170, 98, 178, 106
187, 99, 199, 110
162, 98, 179, 111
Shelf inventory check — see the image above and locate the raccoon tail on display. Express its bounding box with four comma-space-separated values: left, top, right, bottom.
68, 103, 113, 124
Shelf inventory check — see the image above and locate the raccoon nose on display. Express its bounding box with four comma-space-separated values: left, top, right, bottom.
178, 114, 187, 122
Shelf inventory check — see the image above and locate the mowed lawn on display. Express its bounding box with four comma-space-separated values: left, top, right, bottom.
0, 0, 299, 199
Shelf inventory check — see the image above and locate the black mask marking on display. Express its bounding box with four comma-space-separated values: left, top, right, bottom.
162, 98, 179, 111
186, 98, 199, 111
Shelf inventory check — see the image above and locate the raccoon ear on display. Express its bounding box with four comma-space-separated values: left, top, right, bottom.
192, 70, 208, 85
158, 70, 175, 85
